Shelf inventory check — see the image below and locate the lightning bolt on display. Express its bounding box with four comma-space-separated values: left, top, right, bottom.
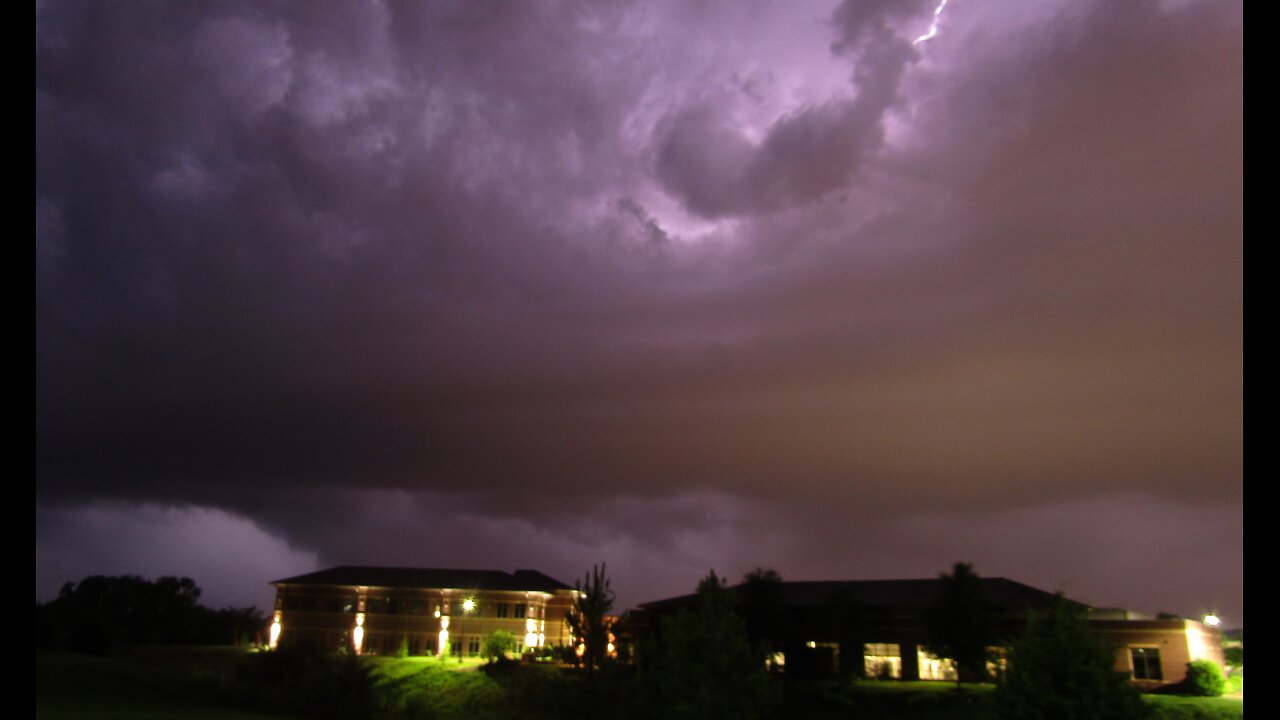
913, 0, 949, 46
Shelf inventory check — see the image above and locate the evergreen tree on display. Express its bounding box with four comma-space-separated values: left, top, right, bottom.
566, 563, 615, 679
739, 567, 785, 664
925, 562, 992, 684
995, 594, 1150, 720
643, 570, 775, 720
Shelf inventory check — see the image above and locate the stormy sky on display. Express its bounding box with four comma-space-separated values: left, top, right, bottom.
36, 0, 1242, 622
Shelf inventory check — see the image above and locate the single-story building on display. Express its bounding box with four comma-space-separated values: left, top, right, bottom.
269, 566, 578, 656
635, 577, 1224, 685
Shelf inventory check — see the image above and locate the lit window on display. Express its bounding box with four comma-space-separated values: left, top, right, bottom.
864, 643, 903, 679
917, 648, 957, 681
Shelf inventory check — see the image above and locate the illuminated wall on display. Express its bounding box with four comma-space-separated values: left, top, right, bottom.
271, 576, 576, 656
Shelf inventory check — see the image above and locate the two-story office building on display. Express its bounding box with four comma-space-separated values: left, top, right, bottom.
269, 566, 578, 656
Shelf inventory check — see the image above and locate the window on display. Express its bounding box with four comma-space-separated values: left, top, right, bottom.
496, 603, 509, 618
283, 595, 318, 611
367, 597, 387, 614
326, 596, 356, 613
513, 602, 527, 619
1130, 647, 1162, 681
863, 643, 903, 679
917, 648, 957, 681
468, 637, 481, 656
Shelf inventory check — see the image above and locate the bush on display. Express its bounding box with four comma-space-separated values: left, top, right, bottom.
1180, 660, 1227, 697
483, 630, 517, 661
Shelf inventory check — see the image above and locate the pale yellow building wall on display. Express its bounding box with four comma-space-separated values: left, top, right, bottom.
273, 583, 577, 655
1093, 619, 1225, 687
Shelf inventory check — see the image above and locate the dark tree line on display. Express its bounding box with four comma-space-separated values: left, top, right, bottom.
37, 575, 266, 653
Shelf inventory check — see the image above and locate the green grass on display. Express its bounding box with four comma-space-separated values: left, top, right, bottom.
1144, 694, 1244, 720
851, 680, 995, 693
36, 651, 291, 720
37, 650, 1243, 720
367, 654, 489, 676
782, 677, 1243, 720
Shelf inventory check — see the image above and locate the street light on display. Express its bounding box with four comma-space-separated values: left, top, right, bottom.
455, 596, 476, 660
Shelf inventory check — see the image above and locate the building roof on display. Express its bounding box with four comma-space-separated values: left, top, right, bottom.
639, 577, 1070, 612
272, 566, 573, 592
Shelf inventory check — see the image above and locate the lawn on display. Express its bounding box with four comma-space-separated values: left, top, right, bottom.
37, 650, 1244, 720
36, 651, 292, 720
1144, 694, 1244, 720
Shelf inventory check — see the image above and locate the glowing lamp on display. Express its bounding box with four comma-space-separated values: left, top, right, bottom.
268, 615, 282, 650
352, 613, 365, 655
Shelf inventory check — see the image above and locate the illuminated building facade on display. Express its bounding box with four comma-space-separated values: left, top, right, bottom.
269, 566, 578, 656
1088, 609, 1226, 688
637, 577, 1224, 686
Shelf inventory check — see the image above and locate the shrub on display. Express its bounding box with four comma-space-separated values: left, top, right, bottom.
1180, 660, 1227, 697
483, 630, 517, 661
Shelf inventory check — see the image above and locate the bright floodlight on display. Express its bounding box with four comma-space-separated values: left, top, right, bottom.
1203, 613, 1220, 627
462, 598, 476, 613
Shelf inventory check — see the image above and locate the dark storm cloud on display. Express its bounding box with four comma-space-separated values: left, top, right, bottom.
37, 0, 1241, 618
654, 0, 925, 218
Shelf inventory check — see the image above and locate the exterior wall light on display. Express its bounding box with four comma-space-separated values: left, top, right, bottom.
268, 613, 282, 650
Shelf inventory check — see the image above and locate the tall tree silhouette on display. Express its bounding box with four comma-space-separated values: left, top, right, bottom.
565, 563, 615, 679
644, 570, 774, 720
740, 567, 785, 664
925, 562, 991, 685
996, 594, 1150, 719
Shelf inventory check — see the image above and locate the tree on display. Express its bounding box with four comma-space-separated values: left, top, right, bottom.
37, 574, 264, 652
739, 567, 785, 666
925, 562, 992, 685
995, 594, 1150, 720
642, 570, 775, 720
1222, 629, 1242, 672
566, 563, 615, 679
823, 585, 864, 680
